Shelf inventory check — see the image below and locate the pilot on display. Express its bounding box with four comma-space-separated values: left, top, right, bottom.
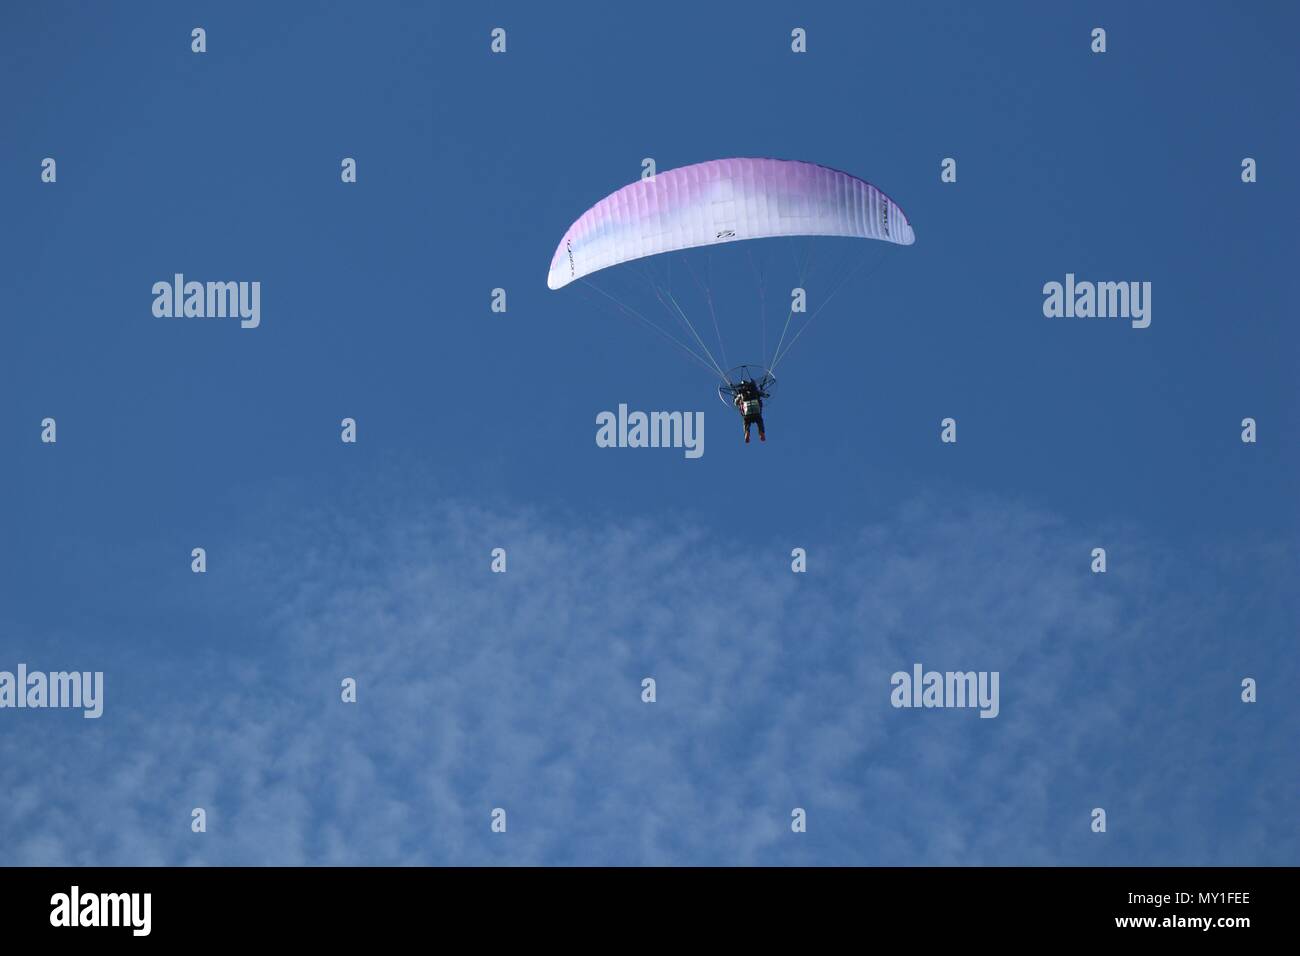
733, 378, 767, 443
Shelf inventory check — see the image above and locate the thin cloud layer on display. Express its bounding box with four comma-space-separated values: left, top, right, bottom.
1, 494, 1294, 865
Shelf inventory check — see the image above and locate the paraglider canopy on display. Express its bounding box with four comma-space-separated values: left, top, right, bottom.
547, 157, 914, 291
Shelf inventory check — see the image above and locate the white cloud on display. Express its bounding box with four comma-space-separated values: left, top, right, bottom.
1, 494, 1294, 865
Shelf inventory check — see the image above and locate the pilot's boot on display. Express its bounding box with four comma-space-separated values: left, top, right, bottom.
759, 431, 766, 442
744, 428, 751, 444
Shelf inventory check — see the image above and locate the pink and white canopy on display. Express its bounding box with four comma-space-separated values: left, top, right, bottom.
547, 157, 914, 290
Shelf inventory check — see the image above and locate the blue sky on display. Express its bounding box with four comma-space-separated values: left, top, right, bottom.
1, 1, 1296, 865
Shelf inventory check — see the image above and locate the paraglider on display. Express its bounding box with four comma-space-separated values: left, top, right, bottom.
718, 365, 775, 444
547, 158, 914, 441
